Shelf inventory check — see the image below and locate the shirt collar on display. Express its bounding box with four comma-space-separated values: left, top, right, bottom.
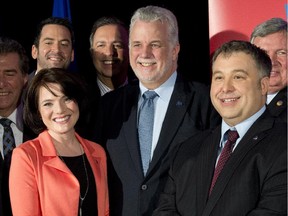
139, 71, 177, 102
266, 91, 278, 104
0, 109, 17, 125
221, 105, 266, 146
97, 77, 128, 96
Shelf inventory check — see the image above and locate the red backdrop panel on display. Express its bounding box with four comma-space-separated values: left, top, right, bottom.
209, 0, 287, 56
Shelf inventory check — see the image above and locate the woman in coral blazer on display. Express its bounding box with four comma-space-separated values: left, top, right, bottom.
9, 68, 109, 216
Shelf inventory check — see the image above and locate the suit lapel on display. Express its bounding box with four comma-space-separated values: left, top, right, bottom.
122, 86, 144, 177
38, 131, 72, 174
149, 77, 193, 173
196, 127, 221, 212
268, 86, 287, 117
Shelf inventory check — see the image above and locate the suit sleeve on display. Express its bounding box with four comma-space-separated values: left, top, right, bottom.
152, 168, 181, 216
247, 148, 287, 215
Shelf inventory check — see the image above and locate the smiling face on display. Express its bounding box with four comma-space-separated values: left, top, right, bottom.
38, 83, 79, 137
91, 24, 129, 81
32, 24, 74, 73
210, 52, 269, 126
0, 52, 28, 117
129, 20, 180, 89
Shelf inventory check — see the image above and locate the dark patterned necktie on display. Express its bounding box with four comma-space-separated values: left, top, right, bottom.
0, 118, 16, 216
138, 90, 158, 175
0, 118, 16, 158
209, 129, 239, 195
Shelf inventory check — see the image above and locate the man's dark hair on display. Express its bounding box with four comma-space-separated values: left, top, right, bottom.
33, 17, 75, 48
89, 16, 128, 49
0, 36, 29, 74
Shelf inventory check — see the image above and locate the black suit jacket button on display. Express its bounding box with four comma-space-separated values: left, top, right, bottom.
141, 184, 148, 190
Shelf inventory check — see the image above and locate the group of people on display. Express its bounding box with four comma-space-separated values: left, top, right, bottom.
0, 4, 286, 216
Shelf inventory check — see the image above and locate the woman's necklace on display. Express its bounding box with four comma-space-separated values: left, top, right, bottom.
57, 143, 89, 216
79, 151, 89, 216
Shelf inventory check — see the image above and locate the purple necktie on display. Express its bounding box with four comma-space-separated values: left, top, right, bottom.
209, 129, 239, 195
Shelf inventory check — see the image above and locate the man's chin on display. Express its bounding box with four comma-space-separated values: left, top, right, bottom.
268, 85, 285, 94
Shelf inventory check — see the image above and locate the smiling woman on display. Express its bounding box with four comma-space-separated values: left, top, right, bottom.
8, 67, 109, 216
24, 68, 87, 135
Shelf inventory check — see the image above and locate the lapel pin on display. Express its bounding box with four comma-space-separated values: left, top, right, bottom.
176, 101, 183, 106
253, 136, 258, 140
276, 100, 283, 106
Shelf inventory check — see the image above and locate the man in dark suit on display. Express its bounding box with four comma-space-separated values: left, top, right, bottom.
153, 40, 287, 215
93, 6, 221, 216
89, 16, 132, 97
0, 37, 37, 216
26, 17, 95, 139
26, 17, 76, 110
87, 16, 136, 140
29, 17, 75, 79
250, 17, 287, 121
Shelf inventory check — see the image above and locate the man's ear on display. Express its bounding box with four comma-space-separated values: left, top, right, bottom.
31, 45, 38, 60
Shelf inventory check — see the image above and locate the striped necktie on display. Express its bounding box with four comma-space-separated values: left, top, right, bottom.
209, 129, 239, 195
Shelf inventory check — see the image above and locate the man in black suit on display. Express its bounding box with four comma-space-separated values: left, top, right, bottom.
153, 40, 287, 215
93, 6, 221, 216
89, 16, 132, 97
29, 17, 75, 79
0, 37, 36, 216
87, 16, 135, 140
250, 17, 287, 121
27, 17, 95, 139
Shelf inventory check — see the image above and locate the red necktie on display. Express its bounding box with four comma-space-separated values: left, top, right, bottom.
209, 130, 239, 195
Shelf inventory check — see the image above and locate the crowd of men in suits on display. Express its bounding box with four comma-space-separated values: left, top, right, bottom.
0, 5, 287, 216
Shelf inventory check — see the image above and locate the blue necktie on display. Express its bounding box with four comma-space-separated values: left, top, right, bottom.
0, 118, 16, 159
209, 129, 239, 195
138, 91, 158, 175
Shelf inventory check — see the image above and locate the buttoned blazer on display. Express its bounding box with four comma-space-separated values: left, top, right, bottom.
153, 111, 287, 216
9, 130, 109, 216
94, 73, 221, 216
267, 86, 287, 122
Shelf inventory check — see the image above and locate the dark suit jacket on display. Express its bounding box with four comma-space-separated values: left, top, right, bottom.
84, 79, 102, 140
153, 111, 287, 216
267, 86, 287, 122
28, 70, 36, 80
1, 71, 37, 216
93, 73, 221, 216
0, 109, 37, 216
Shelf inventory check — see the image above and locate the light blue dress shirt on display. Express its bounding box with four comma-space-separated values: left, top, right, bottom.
216, 105, 266, 165
138, 71, 177, 160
